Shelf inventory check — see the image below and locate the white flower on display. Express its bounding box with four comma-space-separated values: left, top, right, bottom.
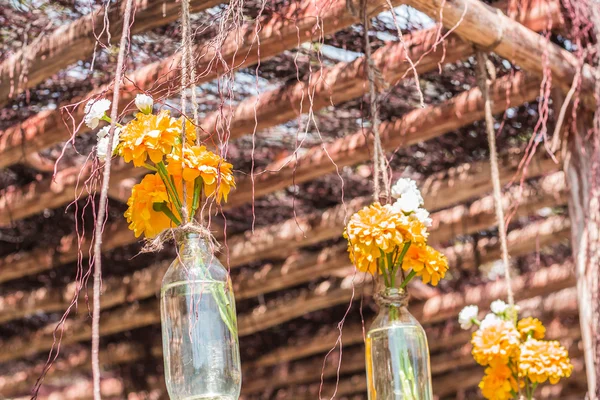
135, 93, 153, 114
393, 191, 422, 214
490, 299, 508, 315
391, 178, 423, 202
96, 126, 121, 161
391, 178, 416, 198
84, 98, 111, 129
414, 208, 432, 227
458, 305, 479, 330
479, 313, 502, 329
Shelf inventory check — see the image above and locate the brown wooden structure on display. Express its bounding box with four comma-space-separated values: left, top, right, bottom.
0, 0, 597, 398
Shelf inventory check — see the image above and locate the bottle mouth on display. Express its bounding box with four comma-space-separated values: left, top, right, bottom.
375, 288, 409, 307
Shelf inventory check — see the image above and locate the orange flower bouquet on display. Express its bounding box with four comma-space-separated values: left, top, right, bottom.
344, 178, 448, 290
458, 301, 573, 400
86, 94, 235, 238
345, 178, 449, 400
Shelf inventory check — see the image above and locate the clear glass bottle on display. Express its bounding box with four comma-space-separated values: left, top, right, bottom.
160, 233, 241, 400
365, 287, 433, 400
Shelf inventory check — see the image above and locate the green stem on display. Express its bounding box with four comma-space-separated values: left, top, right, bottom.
378, 251, 391, 288
386, 252, 395, 288
156, 162, 183, 220
191, 176, 203, 218
399, 270, 417, 289
153, 202, 181, 226
101, 115, 123, 127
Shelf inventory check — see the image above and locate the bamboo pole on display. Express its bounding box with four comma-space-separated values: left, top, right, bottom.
401, 0, 596, 108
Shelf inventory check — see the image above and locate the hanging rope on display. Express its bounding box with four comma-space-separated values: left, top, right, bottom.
179, 0, 202, 222
352, 0, 390, 203
179, 0, 192, 223
90, 0, 135, 398
475, 51, 515, 308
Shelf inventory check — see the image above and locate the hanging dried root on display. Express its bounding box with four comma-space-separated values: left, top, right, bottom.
90, 0, 135, 398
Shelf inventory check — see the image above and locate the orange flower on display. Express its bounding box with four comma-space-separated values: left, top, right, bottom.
479, 362, 519, 400
399, 214, 428, 245
124, 173, 175, 238
519, 339, 572, 384
166, 145, 235, 203
119, 110, 181, 166
402, 244, 448, 286
471, 319, 520, 366
344, 203, 406, 275
517, 317, 546, 340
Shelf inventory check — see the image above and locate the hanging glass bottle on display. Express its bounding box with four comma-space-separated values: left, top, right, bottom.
160, 232, 241, 400
365, 277, 433, 400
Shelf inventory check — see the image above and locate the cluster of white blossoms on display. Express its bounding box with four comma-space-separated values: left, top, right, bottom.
86, 94, 154, 161
458, 299, 521, 330
391, 177, 432, 227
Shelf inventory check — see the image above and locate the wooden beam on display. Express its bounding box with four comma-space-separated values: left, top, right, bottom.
0, 259, 574, 364
0, 0, 400, 170
202, 0, 562, 142
0, 161, 143, 226
0, 193, 567, 325
0, 63, 544, 226
0, 342, 149, 398
249, 263, 575, 368
14, 377, 124, 400
400, 0, 596, 108
564, 116, 600, 397
428, 171, 567, 244
445, 215, 571, 270
224, 71, 543, 209
0, 0, 222, 106
243, 316, 580, 396
0, 146, 557, 284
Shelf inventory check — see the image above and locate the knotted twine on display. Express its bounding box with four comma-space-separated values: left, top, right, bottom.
475, 51, 515, 309
348, 0, 391, 203
374, 289, 409, 308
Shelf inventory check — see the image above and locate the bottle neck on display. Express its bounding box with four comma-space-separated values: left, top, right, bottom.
177, 233, 210, 258
374, 286, 409, 309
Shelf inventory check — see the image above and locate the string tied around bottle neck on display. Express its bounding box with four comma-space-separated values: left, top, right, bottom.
374, 288, 409, 308
141, 222, 221, 253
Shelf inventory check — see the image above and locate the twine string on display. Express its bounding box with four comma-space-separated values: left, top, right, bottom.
141, 0, 217, 255
350, 0, 390, 203
475, 51, 515, 308
374, 290, 409, 308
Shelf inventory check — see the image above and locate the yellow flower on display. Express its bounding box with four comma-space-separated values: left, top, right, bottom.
124, 173, 175, 238
517, 317, 546, 340
471, 319, 520, 366
518, 339, 573, 384
479, 362, 519, 400
119, 110, 181, 167
401, 244, 448, 286
166, 145, 235, 203
344, 203, 406, 275
400, 214, 428, 245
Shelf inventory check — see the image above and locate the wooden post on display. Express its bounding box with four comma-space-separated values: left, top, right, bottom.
564, 114, 600, 399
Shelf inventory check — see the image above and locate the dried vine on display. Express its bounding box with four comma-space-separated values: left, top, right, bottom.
90, 0, 135, 397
